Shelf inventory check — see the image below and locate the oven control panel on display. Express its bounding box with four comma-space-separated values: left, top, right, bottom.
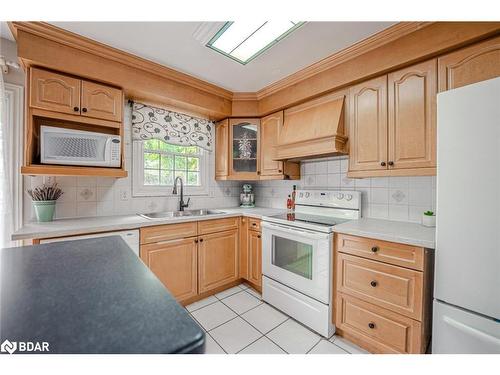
295, 190, 361, 210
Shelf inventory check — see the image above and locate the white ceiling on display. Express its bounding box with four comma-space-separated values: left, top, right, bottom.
2, 22, 396, 92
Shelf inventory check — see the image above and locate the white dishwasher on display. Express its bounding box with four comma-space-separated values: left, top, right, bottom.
40, 230, 140, 256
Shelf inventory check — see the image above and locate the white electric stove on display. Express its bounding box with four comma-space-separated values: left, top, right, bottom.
261, 189, 361, 337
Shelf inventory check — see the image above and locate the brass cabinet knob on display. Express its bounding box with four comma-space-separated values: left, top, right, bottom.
370, 280, 378, 287
368, 322, 375, 329
371, 246, 379, 253
380, 162, 386, 166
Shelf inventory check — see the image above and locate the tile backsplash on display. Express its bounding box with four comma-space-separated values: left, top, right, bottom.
23, 107, 435, 225
254, 157, 436, 224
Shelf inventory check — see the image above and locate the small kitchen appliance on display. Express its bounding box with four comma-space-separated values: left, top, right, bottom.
261, 189, 361, 337
40, 125, 121, 167
239, 184, 255, 208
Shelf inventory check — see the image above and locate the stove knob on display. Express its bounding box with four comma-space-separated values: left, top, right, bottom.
345, 194, 353, 201
305, 192, 310, 198
299, 193, 303, 198
336, 193, 344, 200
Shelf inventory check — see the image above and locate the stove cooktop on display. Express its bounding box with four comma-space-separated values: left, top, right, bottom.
263, 212, 352, 233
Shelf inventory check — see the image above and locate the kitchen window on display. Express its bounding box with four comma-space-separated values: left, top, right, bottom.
132, 139, 209, 197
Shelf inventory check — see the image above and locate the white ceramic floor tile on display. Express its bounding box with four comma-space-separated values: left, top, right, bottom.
221, 291, 262, 314
308, 339, 349, 354
239, 283, 250, 290
204, 333, 226, 354
331, 336, 370, 354
239, 336, 286, 354
215, 286, 244, 300
186, 295, 218, 312
210, 317, 262, 354
245, 287, 262, 300
191, 301, 237, 331
241, 303, 288, 334
267, 319, 321, 354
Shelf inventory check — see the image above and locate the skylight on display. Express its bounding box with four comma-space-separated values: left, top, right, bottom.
207, 21, 305, 65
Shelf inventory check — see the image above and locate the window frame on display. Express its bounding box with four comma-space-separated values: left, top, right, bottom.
132, 140, 209, 197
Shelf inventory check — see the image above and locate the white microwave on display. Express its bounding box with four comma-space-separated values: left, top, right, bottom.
40, 126, 121, 167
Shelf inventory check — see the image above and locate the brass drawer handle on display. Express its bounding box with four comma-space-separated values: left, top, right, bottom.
371, 246, 379, 253
368, 322, 375, 329
370, 280, 378, 287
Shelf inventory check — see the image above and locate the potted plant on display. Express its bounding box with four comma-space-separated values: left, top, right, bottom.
27, 182, 63, 222
422, 210, 436, 227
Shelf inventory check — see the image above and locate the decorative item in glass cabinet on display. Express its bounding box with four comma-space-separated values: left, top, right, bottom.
238, 132, 253, 159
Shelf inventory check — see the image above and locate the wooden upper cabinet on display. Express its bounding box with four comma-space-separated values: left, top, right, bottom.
229, 118, 261, 180
388, 59, 437, 170
248, 229, 262, 287
198, 229, 239, 294
140, 238, 198, 303
348, 76, 388, 172
260, 111, 285, 178
30, 68, 81, 115
215, 119, 229, 179
438, 35, 500, 92
81, 80, 123, 122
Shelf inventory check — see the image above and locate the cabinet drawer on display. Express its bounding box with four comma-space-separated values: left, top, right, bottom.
337, 234, 424, 271
248, 218, 261, 232
198, 217, 239, 235
337, 253, 423, 320
140, 222, 198, 244
336, 293, 422, 354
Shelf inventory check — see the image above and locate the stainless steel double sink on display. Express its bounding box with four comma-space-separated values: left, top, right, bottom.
139, 209, 225, 220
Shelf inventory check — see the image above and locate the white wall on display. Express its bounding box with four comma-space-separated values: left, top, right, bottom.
23, 106, 240, 222
254, 157, 436, 224
0, 37, 24, 86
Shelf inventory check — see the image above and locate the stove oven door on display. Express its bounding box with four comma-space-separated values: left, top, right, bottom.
261, 221, 332, 303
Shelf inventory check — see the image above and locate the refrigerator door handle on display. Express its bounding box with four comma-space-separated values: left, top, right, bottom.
443, 316, 500, 346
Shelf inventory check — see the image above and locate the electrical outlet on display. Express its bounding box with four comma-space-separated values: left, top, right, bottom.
119, 189, 129, 201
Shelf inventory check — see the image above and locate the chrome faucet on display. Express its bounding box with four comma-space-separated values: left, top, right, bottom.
172, 176, 190, 211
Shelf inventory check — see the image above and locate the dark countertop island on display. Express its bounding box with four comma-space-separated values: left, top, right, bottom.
0, 236, 205, 354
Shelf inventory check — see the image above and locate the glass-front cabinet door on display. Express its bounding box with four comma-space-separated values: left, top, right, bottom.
229, 118, 260, 179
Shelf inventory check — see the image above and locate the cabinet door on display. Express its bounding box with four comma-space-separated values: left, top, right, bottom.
215, 119, 229, 179
260, 111, 284, 177
229, 118, 260, 180
438, 35, 500, 92
198, 229, 239, 293
388, 59, 437, 170
140, 238, 198, 303
81, 80, 123, 122
30, 68, 81, 115
239, 217, 249, 280
348, 76, 388, 172
248, 230, 262, 287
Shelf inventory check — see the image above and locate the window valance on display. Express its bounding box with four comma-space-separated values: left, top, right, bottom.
131, 102, 214, 152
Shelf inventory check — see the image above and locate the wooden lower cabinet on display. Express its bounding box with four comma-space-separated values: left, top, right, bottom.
140, 238, 198, 303
336, 293, 422, 354
248, 230, 262, 287
198, 229, 239, 294
334, 233, 434, 354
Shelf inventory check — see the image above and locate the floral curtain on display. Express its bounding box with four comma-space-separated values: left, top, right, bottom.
131, 102, 214, 152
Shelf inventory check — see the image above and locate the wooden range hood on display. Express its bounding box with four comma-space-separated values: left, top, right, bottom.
275, 90, 348, 161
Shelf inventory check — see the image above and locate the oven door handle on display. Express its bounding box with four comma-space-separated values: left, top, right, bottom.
261, 221, 331, 240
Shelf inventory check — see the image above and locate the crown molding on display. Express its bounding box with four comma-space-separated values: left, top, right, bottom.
255, 22, 432, 99
9, 21, 233, 100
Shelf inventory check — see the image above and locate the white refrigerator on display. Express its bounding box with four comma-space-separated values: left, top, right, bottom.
433, 77, 500, 353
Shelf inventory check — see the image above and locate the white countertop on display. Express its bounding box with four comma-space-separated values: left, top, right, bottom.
12, 207, 285, 241
333, 218, 436, 249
